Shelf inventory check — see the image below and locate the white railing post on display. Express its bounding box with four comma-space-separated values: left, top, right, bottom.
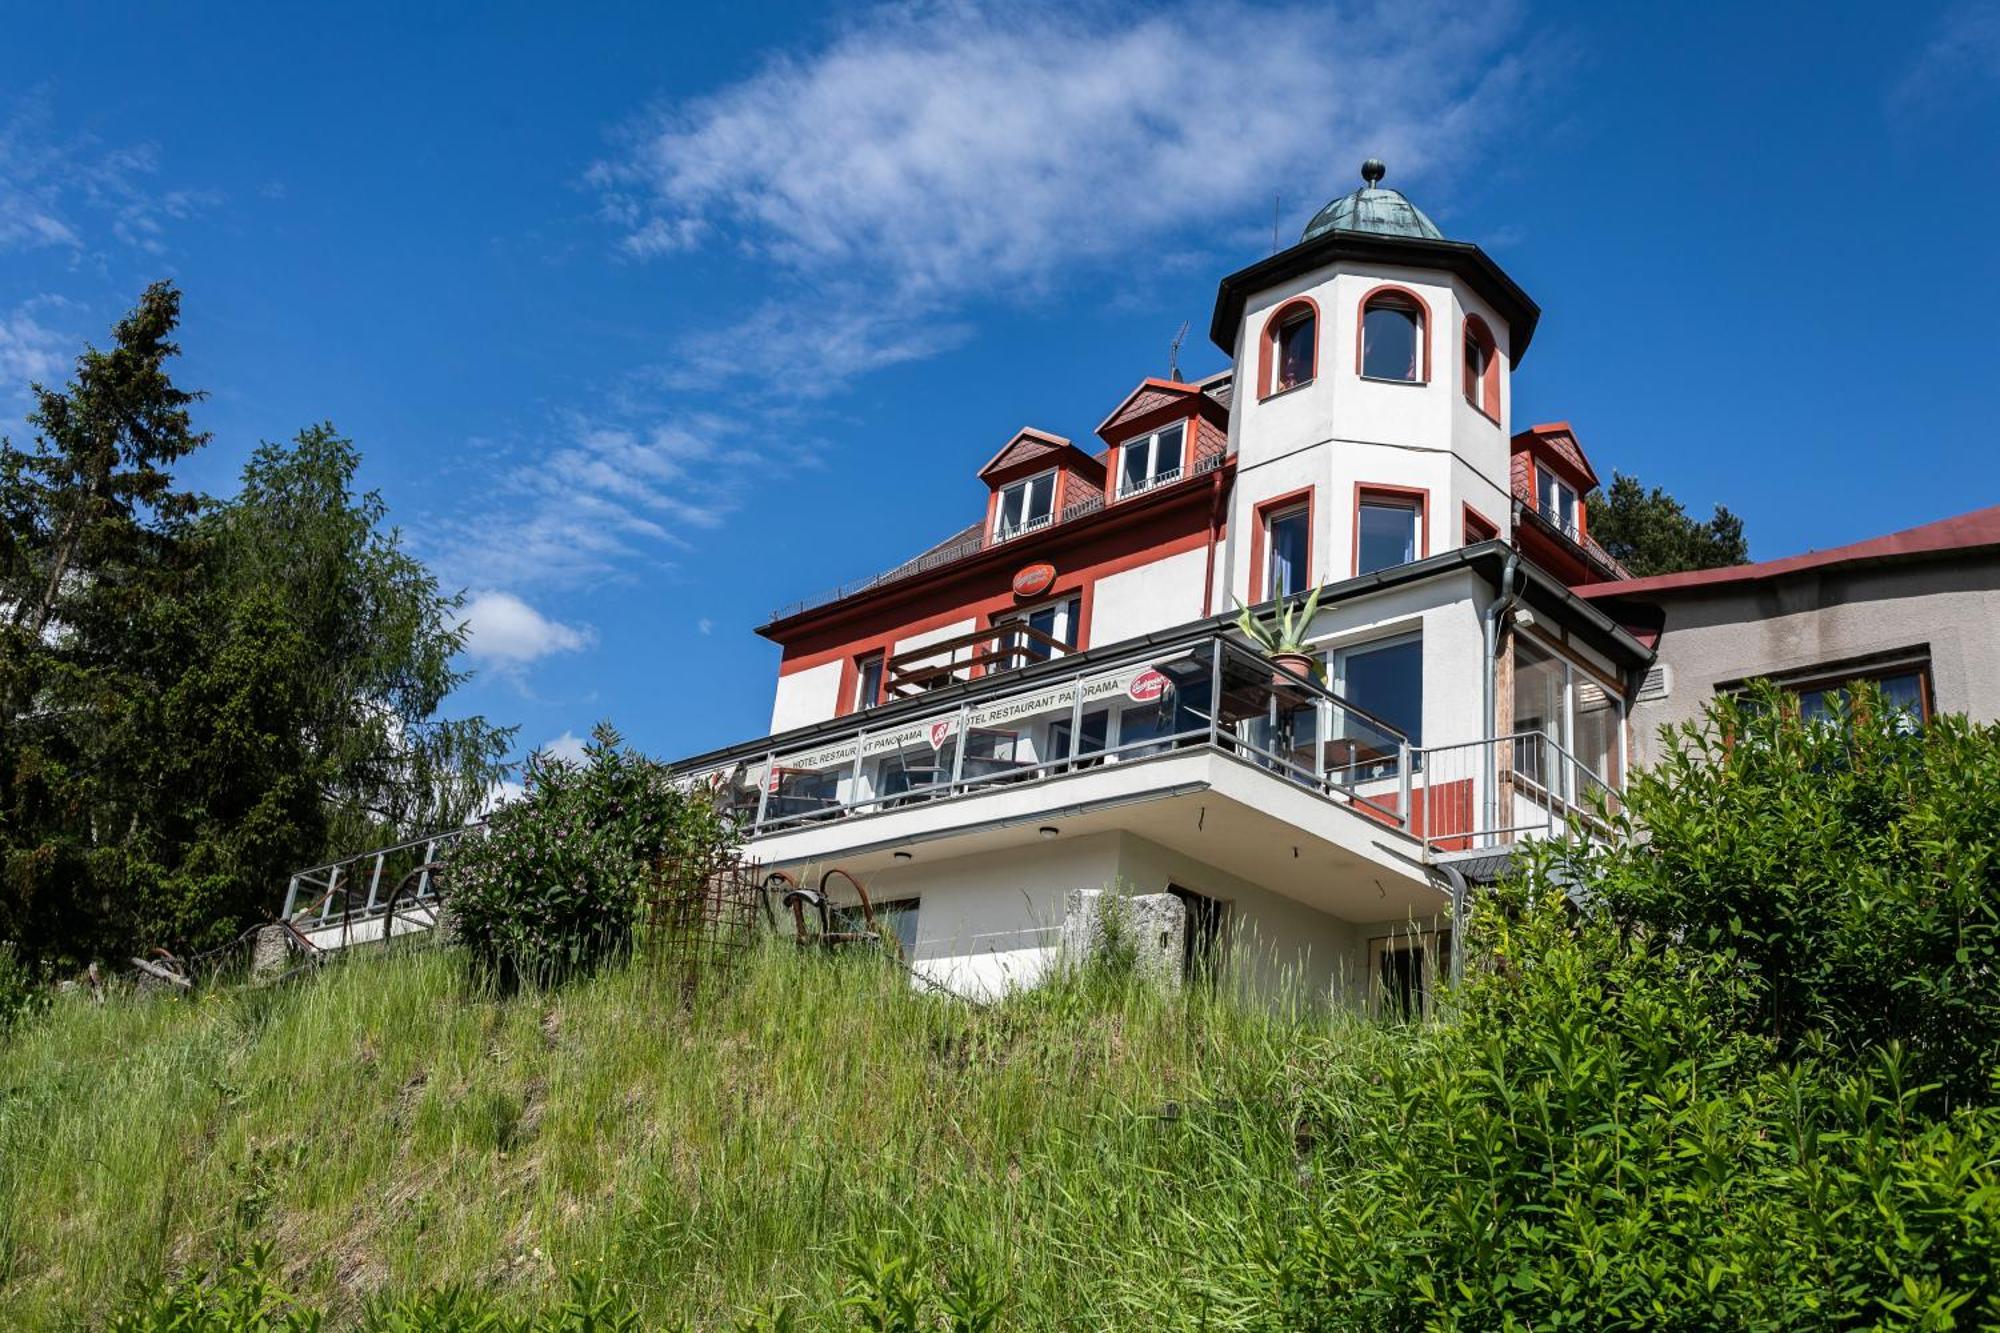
416, 839, 438, 900
1067, 664, 1086, 770
1398, 740, 1414, 836
850, 730, 868, 812
1209, 638, 1224, 749
948, 703, 970, 790
363, 851, 386, 913
1315, 698, 1328, 785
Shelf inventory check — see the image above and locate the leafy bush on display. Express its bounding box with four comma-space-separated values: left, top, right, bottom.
443, 724, 736, 987
1582, 681, 2000, 1107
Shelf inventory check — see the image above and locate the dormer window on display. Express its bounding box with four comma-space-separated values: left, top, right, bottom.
1360, 288, 1426, 383
1117, 422, 1186, 498
994, 470, 1056, 541
1537, 470, 1578, 539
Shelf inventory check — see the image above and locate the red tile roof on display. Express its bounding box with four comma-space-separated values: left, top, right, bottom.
1574, 503, 2000, 600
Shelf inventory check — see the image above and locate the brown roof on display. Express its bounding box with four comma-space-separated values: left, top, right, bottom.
1574, 503, 2000, 600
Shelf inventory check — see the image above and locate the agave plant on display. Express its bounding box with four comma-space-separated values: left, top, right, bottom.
1234, 582, 1324, 674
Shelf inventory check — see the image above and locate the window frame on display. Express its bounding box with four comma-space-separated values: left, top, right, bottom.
992, 468, 1058, 541
1352, 483, 1429, 576
1512, 630, 1628, 795
1114, 421, 1189, 498
1258, 297, 1320, 399
852, 651, 885, 713
1462, 503, 1500, 545
1355, 284, 1432, 385
1536, 467, 1579, 540
1462, 314, 1500, 421
992, 594, 1082, 665
1251, 487, 1315, 601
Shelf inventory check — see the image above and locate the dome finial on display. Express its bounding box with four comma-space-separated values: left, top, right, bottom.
1360, 158, 1387, 187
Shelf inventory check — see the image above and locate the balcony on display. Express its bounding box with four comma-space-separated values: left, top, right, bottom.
884, 621, 1073, 697
1513, 496, 1631, 582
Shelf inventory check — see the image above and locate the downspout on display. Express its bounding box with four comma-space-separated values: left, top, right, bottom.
1480, 552, 1522, 842
1199, 464, 1229, 617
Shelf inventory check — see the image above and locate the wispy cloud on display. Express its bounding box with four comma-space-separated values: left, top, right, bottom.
459, 589, 595, 669
1890, 3, 2000, 118
593, 0, 1526, 386
0, 298, 71, 399
427, 409, 808, 592
0, 94, 218, 258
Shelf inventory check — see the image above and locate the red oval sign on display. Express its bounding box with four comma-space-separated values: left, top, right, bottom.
1127, 668, 1169, 703
1012, 562, 1057, 599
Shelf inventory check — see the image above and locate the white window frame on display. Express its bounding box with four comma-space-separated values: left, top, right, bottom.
995, 595, 1080, 662
853, 653, 885, 712
1537, 470, 1578, 539
1264, 503, 1311, 600
994, 470, 1057, 541
1116, 422, 1187, 498
1327, 629, 1424, 760
1356, 496, 1423, 575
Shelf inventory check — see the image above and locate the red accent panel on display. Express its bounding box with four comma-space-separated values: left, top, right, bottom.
1462, 502, 1499, 545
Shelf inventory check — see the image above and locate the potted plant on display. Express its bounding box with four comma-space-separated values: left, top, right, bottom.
1235, 583, 1324, 684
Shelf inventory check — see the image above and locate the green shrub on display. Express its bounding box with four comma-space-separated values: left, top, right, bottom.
1580, 681, 2000, 1107
442, 724, 736, 988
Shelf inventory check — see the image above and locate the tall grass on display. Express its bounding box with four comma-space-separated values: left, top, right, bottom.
0, 937, 1336, 1328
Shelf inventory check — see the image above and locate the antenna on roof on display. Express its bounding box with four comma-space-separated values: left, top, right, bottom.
1168, 320, 1189, 382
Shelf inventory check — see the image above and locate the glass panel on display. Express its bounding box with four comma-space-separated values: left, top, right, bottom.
856, 656, 884, 710
1879, 670, 1926, 729
1362, 303, 1420, 380
1154, 423, 1184, 475
1573, 676, 1621, 791
1278, 314, 1315, 387
1266, 506, 1309, 598
1050, 708, 1110, 766
1513, 639, 1568, 789
1357, 501, 1418, 574
1337, 635, 1423, 746
1121, 440, 1150, 494
1026, 473, 1054, 524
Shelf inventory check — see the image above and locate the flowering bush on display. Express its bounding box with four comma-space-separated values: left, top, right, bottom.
443, 724, 736, 987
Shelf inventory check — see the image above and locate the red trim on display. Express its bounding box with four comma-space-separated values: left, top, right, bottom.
1096, 377, 1229, 443
1249, 486, 1316, 601
1257, 297, 1320, 400
774, 479, 1227, 680
1354, 284, 1432, 383
1352, 483, 1430, 577
1577, 502, 2000, 600
1462, 313, 1500, 421
1462, 502, 1499, 545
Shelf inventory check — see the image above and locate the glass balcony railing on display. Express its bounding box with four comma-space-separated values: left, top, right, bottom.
681, 633, 1419, 838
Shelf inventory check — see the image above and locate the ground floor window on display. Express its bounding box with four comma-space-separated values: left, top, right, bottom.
1371, 928, 1451, 1020
1788, 661, 1931, 731
833, 896, 919, 956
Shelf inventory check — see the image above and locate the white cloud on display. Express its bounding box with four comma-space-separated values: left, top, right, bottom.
539, 729, 590, 764
459, 589, 595, 667
0, 302, 68, 394
0, 96, 217, 257
1890, 4, 2000, 116
594, 0, 1524, 312
697, 617, 714, 635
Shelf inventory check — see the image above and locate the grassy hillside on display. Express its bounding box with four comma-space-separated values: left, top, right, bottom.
0, 938, 1329, 1328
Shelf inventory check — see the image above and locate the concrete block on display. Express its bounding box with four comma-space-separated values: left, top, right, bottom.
1062, 888, 1186, 987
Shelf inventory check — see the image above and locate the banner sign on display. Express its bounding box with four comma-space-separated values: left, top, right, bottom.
741, 660, 1174, 785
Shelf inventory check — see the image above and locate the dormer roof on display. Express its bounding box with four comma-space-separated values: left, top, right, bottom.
1513, 421, 1600, 491
1094, 377, 1231, 444
976, 427, 1106, 488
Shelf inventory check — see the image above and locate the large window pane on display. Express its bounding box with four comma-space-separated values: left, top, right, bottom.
1357, 501, 1419, 574
1362, 303, 1420, 380
1278, 314, 1315, 389
1338, 635, 1423, 745
1266, 505, 1310, 598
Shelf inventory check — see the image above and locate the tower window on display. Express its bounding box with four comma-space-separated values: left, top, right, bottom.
994, 471, 1056, 540
1262, 502, 1311, 599
1462, 315, 1499, 418
1276, 310, 1315, 391
1117, 422, 1186, 497
1360, 289, 1426, 382
1356, 487, 1426, 574
1259, 299, 1319, 398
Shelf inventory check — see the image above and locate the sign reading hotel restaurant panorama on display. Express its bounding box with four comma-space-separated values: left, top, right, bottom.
719, 661, 1175, 785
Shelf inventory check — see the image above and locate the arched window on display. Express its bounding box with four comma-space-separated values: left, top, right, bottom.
1462, 314, 1499, 418
1358, 287, 1427, 383
1259, 298, 1318, 398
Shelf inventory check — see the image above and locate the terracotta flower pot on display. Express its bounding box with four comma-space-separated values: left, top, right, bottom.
1270, 651, 1316, 684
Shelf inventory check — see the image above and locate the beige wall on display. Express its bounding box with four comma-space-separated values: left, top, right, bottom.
1632, 555, 2000, 766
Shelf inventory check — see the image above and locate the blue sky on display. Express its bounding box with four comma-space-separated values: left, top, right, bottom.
4, 1, 1997, 767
